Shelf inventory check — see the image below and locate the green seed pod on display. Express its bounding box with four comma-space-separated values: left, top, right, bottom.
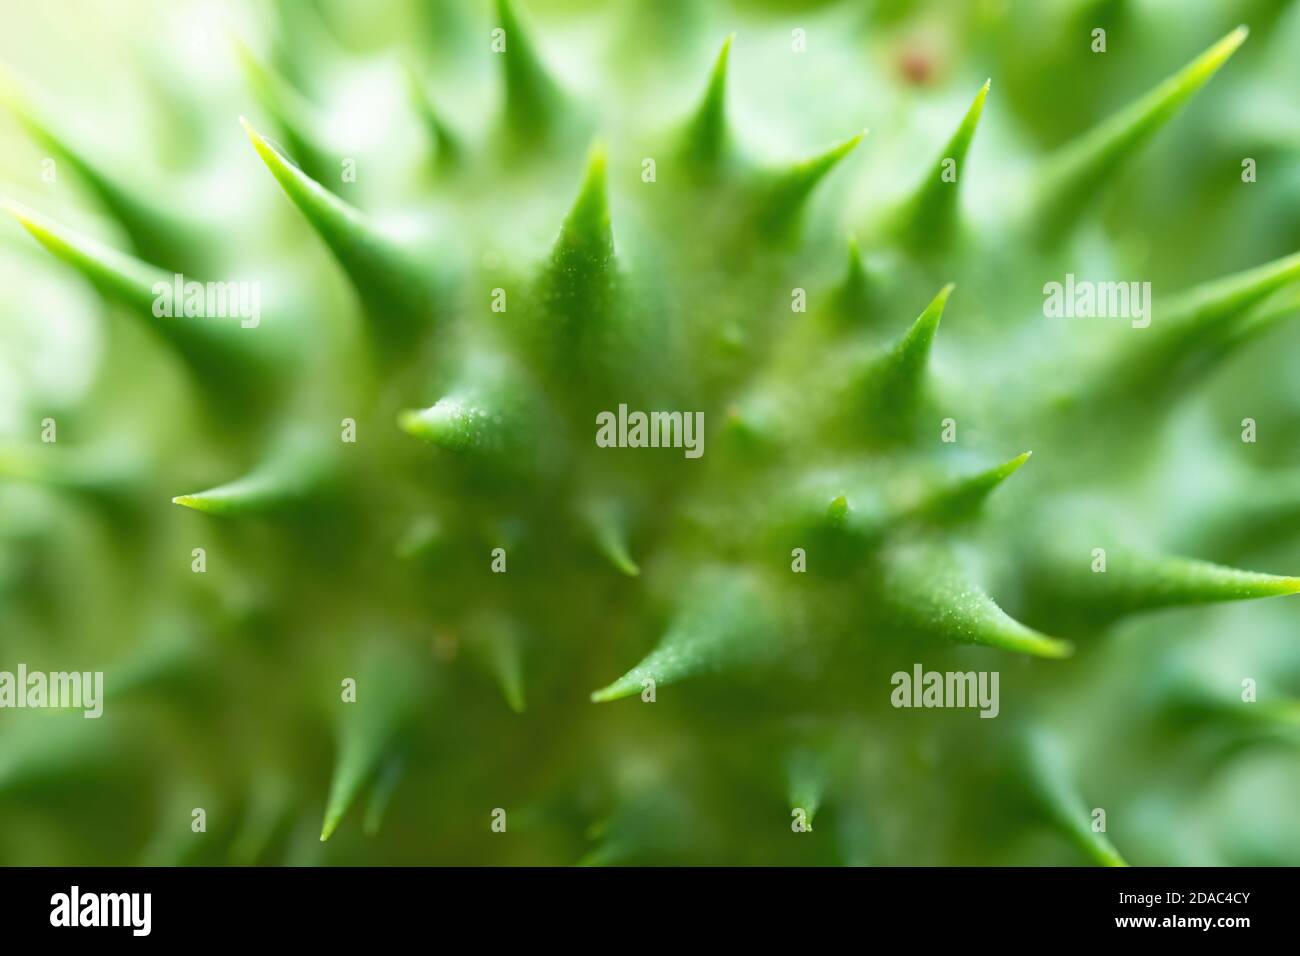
3, 3, 1299, 868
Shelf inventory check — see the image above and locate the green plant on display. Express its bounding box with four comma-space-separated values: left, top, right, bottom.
2, 0, 1300, 866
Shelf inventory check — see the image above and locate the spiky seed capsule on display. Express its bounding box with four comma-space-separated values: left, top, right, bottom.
2, 7, 1298, 868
